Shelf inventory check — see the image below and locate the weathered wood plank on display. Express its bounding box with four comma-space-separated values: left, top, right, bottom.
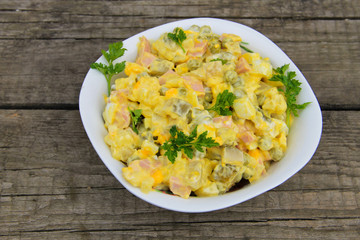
0, 110, 359, 239
0, 0, 359, 20
0, 217, 359, 239
0, 0, 359, 238
0, 38, 359, 108
0, 16, 359, 41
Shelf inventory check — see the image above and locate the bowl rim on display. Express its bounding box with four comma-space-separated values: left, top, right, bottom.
79, 17, 323, 213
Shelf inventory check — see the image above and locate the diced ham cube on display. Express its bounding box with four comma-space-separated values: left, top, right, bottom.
239, 131, 256, 144
158, 70, 179, 85
135, 36, 157, 68
169, 176, 191, 199
137, 36, 151, 55
112, 91, 130, 128
139, 158, 152, 171
236, 121, 256, 144
115, 104, 130, 129
187, 40, 208, 57
136, 51, 157, 68
235, 57, 251, 74
213, 116, 233, 128
182, 75, 205, 95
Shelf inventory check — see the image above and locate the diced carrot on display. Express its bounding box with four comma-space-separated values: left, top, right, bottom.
165, 88, 178, 98
248, 149, 262, 160
134, 81, 141, 89
151, 169, 163, 186
141, 147, 152, 157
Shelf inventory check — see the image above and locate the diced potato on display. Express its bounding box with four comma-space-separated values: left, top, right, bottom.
233, 97, 256, 120
221, 147, 244, 166
262, 88, 287, 115
194, 180, 219, 197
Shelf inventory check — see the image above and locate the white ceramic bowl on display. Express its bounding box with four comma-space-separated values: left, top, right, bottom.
79, 18, 322, 213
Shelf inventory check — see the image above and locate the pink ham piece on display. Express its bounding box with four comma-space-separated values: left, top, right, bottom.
137, 36, 151, 56
136, 51, 157, 68
158, 70, 179, 85
113, 91, 130, 129
135, 36, 157, 68
213, 116, 233, 128
187, 40, 207, 57
115, 104, 130, 129
129, 158, 162, 174
239, 131, 256, 144
235, 57, 251, 74
169, 176, 191, 199
138, 158, 152, 171
182, 75, 204, 95
236, 121, 256, 144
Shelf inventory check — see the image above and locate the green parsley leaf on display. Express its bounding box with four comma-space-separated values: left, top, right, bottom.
161, 126, 219, 163
240, 41, 254, 53
90, 62, 108, 76
90, 41, 127, 96
167, 27, 187, 53
207, 90, 236, 116
102, 42, 127, 65
129, 108, 143, 134
269, 64, 311, 127
210, 58, 228, 65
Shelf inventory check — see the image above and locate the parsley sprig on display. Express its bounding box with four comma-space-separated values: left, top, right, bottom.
167, 27, 187, 53
210, 58, 228, 65
90, 42, 127, 96
269, 64, 311, 126
129, 108, 143, 134
161, 126, 219, 163
207, 90, 236, 116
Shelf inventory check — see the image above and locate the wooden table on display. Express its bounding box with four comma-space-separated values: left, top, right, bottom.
1, 1, 359, 239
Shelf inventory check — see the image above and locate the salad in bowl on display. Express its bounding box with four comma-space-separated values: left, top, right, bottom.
79, 18, 322, 212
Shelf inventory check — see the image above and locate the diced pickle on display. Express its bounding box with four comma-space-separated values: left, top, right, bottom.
270, 147, 284, 161
149, 59, 174, 76
178, 87, 187, 96
199, 25, 212, 35
259, 136, 273, 151
159, 86, 168, 96
224, 70, 238, 84
136, 72, 149, 81
168, 98, 192, 117
189, 25, 200, 32
187, 59, 202, 71
234, 88, 246, 98
209, 39, 221, 53
221, 37, 233, 48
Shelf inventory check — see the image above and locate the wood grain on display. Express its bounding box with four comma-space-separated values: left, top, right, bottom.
0, 0, 359, 20
1, 0, 359, 239
0, 110, 359, 239
0, 21, 359, 107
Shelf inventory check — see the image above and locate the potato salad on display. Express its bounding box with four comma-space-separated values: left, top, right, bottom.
102, 25, 290, 198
